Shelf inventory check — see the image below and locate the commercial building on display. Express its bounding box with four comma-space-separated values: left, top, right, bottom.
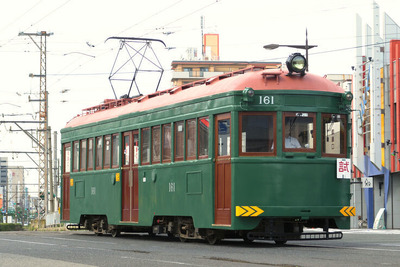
171, 61, 281, 87
352, 1, 400, 229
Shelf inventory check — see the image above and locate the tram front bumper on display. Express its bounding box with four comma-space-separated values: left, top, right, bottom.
235, 205, 355, 219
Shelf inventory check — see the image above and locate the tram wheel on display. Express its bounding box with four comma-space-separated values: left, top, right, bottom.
111, 229, 120, 238
206, 234, 220, 245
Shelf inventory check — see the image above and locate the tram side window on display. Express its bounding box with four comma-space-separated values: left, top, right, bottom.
162, 124, 172, 162
322, 114, 346, 157
198, 117, 209, 158
80, 139, 87, 171
87, 138, 94, 170
112, 134, 119, 168
96, 136, 103, 170
104, 135, 111, 169
133, 133, 139, 164
123, 134, 130, 166
64, 144, 71, 174
240, 112, 274, 155
175, 121, 184, 161
186, 119, 196, 159
283, 112, 316, 151
141, 128, 150, 164
73, 141, 79, 172
152, 126, 161, 164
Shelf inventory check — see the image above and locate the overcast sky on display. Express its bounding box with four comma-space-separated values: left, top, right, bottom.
1, 0, 399, 188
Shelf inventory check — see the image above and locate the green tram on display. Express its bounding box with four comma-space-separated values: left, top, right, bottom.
61, 54, 355, 244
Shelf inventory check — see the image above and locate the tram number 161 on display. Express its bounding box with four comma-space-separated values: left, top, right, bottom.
259, 96, 275, 105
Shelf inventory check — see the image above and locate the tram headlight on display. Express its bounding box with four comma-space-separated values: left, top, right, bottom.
242, 87, 255, 102
342, 91, 353, 102
286, 53, 307, 76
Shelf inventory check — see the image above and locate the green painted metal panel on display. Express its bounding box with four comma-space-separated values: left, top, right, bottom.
62, 87, 352, 232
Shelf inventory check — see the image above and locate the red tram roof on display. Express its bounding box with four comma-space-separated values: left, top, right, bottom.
64, 68, 344, 128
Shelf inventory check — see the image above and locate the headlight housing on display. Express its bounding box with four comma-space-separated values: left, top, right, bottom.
286, 53, 307, 76
242, 87, 255, 102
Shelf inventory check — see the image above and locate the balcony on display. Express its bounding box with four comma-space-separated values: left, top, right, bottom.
172, 71, 224, 79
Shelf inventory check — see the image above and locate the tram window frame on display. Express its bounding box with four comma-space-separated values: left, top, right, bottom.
198, 117, 209, 159
282, 112, 316, 152
123, 133, 130, 167
111, 133, 119, 168
322, 113, 347, 157
95, 136, 103, 170
87, 138, 94, 170
152, 126, 161, 164
141, 128, 150, 165
174, 121, 184, 162
239, 112, 276, 156
73, 141, 79, 172
133, 132, 139, 165
80, 139, 87, 172
63, 143, 71, 174
162, 124, 172, 163
104, 135, 111, 169
186, 119, 197, 160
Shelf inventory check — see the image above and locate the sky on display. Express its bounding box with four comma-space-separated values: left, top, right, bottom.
1, 0, 400, 192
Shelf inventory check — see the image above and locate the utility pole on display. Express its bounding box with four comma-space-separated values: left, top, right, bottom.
18, 31, 53, 223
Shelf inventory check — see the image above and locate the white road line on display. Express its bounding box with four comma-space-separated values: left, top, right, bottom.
0, 238, 55, 246
121, 256, 206, 266
41, 236, 116, 244
299, 243, 400, 252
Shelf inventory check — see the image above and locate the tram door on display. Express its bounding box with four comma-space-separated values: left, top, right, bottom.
62, 143, 71, 221
121, 131, 139, 222
214, 113, 232, 225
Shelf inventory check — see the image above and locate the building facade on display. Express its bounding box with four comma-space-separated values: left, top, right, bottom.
171, 61, 281, 87
352, 2, 400, 229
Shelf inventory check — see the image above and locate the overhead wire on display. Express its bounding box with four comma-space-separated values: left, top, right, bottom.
0, 0, 72, 49
48, 0, 220, 90
0, 0, 43, 34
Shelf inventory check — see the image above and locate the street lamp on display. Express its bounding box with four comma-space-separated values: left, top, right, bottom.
263, 30, 317, 72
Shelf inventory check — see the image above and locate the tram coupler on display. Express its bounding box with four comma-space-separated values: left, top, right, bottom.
247, 230, 343, 241
66, 224, 84, 230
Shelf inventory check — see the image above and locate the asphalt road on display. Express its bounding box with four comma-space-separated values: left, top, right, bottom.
0, 229, 399, 266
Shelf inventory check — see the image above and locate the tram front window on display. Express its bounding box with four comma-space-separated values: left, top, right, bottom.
240, 112, 275, 155
322, 113, 346, 156
283, 112, 315, 151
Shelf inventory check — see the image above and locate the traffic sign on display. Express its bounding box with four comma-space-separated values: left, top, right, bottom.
361, 177, 373, 188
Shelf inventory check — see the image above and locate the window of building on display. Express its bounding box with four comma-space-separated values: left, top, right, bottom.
322, 114, 346, 157
80, 139, 87, 171
240, 112, 275, 155
175, 121, 184, 161
73, 141, 79, 172
141, 128, 150, 164
186, 119, 196, 159
162, 124, 172, 162
283, 112, 316, 151
87, 138, 93, 170
96, 136, 103, 169
198, 117, 209, 158
152, 126, 161, 164
112, 134, 119, 167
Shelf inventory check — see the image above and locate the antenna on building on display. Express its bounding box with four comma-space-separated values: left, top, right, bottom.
201, 16, 205, 60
